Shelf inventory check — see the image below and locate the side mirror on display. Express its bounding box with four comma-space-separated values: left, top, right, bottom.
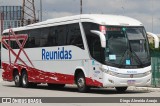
147, 32, 159, 48
90, 30, 106, 48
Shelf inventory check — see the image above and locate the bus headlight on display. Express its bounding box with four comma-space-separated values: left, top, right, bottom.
100, 67, 118, 76
106, 70, 118, 76
144, 70, 151, 76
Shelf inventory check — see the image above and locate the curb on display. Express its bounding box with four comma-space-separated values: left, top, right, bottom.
128, 86, 160, 92
136, 87, 160, 92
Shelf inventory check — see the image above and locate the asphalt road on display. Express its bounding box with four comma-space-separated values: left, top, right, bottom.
0, 69, 160, 106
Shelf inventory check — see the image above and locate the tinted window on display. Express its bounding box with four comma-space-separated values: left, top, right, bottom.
40, 28, 49, 47
28, 29, 41, 48
83, 22, 103, 62
57, 25, 67, 46
67, 23, 84, 49
10, 41, 19, 49
2, 32, 20, 49
50, 27, 58, 46
2, 23, 84, 49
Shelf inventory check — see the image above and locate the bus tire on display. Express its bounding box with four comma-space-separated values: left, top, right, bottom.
76, 72, 89, 93
115, 87, 128, 92
21, 71, 30, 88
13, 71, 21, 87
47, 84, 65, 89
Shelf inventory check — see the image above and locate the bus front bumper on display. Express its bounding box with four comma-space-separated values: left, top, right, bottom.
102, 73, 151, 87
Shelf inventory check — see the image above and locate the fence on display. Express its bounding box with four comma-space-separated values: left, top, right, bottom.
151, 51, 160, 87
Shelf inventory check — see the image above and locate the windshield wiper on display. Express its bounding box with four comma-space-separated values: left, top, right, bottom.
118, 48, 143, 68
118, 49, 129, 67
119, 29, 144, 67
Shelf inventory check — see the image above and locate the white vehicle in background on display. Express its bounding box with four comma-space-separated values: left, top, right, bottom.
1, 14, 152, 93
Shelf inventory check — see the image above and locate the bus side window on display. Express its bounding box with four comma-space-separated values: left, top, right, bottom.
57, 25, 67, 46
40, 28, 49, 47
50, 27, 58, 46
87, 33, 101, 62
3, 32, 19, 49
28, 29, 41, 48
67, 23, 84, 49
82, 22, 103, 62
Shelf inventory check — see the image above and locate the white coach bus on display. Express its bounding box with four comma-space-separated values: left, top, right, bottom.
1, 14, 151, 93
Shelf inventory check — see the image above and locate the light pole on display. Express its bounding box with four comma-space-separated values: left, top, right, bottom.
122, 7, 125, 15
80, 0, 82, 14
121, 0, 125, 15
37, 10, 40, 22
152, 0, 153, 33
159, 18, 160, 30
40, 0, 42, 21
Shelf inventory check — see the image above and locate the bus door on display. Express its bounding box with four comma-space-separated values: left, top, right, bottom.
88, 35, 103, 83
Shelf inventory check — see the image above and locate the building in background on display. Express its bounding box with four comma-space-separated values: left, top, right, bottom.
0, 6, 22, 34
0, 6, 22, 67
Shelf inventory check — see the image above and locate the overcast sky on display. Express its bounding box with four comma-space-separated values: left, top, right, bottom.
0, 0, 160, 34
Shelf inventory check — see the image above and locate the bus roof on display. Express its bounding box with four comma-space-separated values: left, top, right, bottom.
3, 14, 143, 33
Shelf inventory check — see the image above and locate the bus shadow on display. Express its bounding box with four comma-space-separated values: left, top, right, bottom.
3, 84, 150, 95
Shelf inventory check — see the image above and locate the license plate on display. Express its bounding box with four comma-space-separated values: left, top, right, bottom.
127, 80, 135, 85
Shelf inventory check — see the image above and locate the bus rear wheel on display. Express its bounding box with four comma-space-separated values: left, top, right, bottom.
21, 71, 30, 88
21, 71, 37, 88
76, 72, 89, 93
115, 87, 128, 92
13, 71, 21, 87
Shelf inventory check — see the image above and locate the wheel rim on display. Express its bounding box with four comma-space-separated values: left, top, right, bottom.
22, 74, 27, 85
78, 78, 85, 88
15, 75, 19, 84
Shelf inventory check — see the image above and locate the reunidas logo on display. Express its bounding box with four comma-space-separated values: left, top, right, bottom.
42, 47, 72, 60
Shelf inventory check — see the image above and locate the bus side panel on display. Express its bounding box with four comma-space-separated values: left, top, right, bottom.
27, 66, 75, 84
2, 61, 104, 87
85, 60, 103, 87
1, 40, 104, 87
2, 63, 13, 81
2, 61, 75, 84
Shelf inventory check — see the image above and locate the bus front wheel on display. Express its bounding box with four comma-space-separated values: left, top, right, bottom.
115, 87, 128, 92
76, 72, 89, 93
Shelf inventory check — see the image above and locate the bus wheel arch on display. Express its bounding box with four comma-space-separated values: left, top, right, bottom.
74, 69, 86, 84
13, 68, 21, 87
74, 69, 89, 93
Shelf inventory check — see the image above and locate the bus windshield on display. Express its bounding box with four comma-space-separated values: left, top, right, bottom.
105, 26, 150, 68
